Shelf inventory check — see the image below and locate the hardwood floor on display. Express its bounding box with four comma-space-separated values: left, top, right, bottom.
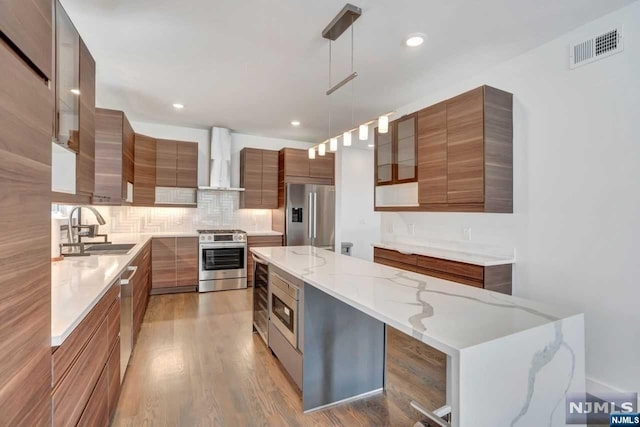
112, 290, 445, 426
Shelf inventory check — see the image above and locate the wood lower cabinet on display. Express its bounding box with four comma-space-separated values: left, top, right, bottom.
373, 247, 512, 295
240, 148, 279, 209
94, 108, 134, 204
77, 367, 109, 427
0, 37, 53, 426
106, 338, 121, 420
133, 133, 157, 206
152, 237, 198, 293
247, 235, 283, 286
156, 140, 198, 188
133, 240, 152, 344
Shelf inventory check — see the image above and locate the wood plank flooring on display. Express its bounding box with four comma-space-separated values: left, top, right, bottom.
112, 289, 445, 426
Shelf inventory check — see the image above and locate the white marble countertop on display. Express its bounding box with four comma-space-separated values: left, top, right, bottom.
251, 246, 579, 356
373, 242, 515, 266
51, 233, 156, 346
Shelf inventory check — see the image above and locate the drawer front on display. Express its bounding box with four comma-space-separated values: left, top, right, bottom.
52, 283, 119, 386
413, 265, 483, 288
76, 365, 109, 427
416, 255, 483, 281
53, 318, 109, 427
107, 338, 121, 420
106, 298, 120, 352
247, 235, 283, 246
373, 256, 416, 273
373, 247, 418, 266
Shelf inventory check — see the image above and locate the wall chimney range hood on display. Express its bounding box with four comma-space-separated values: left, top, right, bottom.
199, 127, 244, 191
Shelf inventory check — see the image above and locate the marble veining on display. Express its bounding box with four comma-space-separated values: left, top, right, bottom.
251, 246, 579, 355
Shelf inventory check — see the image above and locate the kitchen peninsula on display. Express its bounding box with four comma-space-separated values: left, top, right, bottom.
251, 246, 585, 427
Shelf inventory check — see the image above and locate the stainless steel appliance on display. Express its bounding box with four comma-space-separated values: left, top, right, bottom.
285, 183, 335, 249
119, 265, 136, 383
198, 229, 247, 292
269, 272, 300, 348
252, 254, 270, 344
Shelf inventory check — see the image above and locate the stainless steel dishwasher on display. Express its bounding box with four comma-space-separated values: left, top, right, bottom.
119, 265, 137, 383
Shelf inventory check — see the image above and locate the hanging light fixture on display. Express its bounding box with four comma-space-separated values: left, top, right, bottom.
308, 147, 316, 159
343, 131, 352, 146
359, 124, 368, 140
329, 137, 338, 152
378, 115, 389, 133
318, 142, 326, 156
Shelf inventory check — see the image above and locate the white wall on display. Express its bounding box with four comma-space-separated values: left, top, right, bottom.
338, 147, 380, 261
130, 121, 211, 187
382, 2, 640, 393
229, 133, 314, 188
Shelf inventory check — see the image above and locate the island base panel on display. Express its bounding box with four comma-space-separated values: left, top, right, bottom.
303, 284, 386, 412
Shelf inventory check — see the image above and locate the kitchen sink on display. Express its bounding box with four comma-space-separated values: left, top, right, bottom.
84, 243, 136, 255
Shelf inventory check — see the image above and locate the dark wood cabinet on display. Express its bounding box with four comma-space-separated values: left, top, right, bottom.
247, 235, 283, 286
0, 0, 52, 80
76, 39, 96, 197
417, 102, 447, 204
152, 237, 197, 293
133, 134, 157, 206
77, 366, 109, 427
106, 338, 121, 421
417, 86, 513, 212
176, 237, 198, 288
374, 114, 417, 186
156, 139, 198, 188
374, 247, 512, 295
0, 36, 53, 426
240, 148, 279, 209
132, 241, 152, 344
94, 108, 134, 205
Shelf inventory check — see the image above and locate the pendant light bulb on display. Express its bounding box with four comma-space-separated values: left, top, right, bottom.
359, 124, 369, 141
378, 116, 389, 134
308, 147, 316, 159
343, 131, 352, 147
318, 142, 326, 156
329, 137, 338, 152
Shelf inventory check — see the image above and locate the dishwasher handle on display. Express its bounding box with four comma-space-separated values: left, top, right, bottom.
120, 265, 138, 285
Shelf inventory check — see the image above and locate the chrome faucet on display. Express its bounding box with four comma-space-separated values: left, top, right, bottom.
67, 206, 107, 247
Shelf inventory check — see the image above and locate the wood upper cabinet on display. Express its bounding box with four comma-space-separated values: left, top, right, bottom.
133, 134, 157, 206
240, 148, 279, 209
94, 108, 134, 204
418, 102, 447, 204
281, 148, 335, 183
152, 237, 197, 293
177, 142, 198, 187
76, 40, 96, 197
156, 140, 198, 188
0, 36, 53, 426
0, 0, 53, 80
55, 1, 80, 152
374, 115, 417, 185
414, 85, 513, 213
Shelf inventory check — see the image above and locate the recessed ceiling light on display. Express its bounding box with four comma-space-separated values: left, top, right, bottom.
70, 88, 80, 95
172, 103, 185, 109
291, 120, 301, 127
405, 34, 425, 47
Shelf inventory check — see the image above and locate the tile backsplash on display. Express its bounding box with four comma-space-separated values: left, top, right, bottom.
52, 190, 272, 235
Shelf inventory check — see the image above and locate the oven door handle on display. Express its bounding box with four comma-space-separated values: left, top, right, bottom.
200, 243, 247, 249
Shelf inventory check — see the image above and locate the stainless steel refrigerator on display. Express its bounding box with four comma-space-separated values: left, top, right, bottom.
285, 183, 335, 249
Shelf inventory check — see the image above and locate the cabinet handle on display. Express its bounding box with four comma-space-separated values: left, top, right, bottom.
120, 265, 138, 285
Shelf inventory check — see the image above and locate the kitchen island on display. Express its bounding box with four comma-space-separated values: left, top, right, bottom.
251, 245, 585, 427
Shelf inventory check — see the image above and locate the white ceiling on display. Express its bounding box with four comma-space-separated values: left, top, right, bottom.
61, 0, 635, 143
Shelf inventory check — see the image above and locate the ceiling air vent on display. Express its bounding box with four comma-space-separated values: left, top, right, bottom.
570, 27, 623, 69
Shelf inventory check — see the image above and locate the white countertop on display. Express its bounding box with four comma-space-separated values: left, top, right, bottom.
373, 242, 515, 266
250, 246, 579, 356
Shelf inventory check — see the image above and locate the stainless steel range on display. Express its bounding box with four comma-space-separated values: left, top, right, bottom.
198, 229, 247, 292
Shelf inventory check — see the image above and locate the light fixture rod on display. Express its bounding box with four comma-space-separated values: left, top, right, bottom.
326, 71, 358, 96
322, 4, 362, 41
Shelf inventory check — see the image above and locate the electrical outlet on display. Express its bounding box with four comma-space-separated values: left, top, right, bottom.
408, 223, 415, 235
463, 227, 472, 241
